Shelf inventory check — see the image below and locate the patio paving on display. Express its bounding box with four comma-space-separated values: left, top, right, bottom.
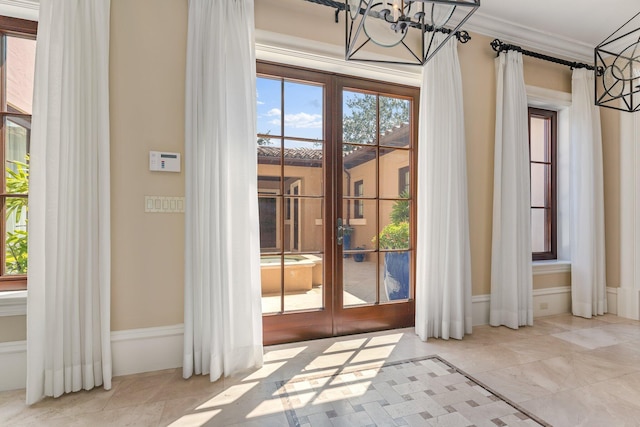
262, 257, 391, 314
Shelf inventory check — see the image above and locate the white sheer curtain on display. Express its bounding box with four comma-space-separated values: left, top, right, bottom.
415, 34, 472, 341
26, 0, 112, 405
570, 68, 607, 318
183, 0, 263, 381
489, 51, 533, 329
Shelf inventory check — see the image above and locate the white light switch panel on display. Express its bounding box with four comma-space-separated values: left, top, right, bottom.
145, 196, 185, 213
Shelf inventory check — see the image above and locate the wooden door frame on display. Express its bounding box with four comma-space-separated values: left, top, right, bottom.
333, 75, 418, 336
259, 62, 335, 345
258, 61, 419, 345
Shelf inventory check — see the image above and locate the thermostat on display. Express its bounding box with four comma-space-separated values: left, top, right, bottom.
150, 151, 181, 172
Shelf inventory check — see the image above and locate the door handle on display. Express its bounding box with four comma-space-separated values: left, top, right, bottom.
337, 217, 344, 245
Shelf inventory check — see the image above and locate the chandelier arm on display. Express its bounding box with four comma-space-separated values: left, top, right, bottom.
490, 39, 604, 76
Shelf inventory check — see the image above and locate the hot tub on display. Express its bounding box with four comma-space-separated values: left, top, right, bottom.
260, 255, 320, 295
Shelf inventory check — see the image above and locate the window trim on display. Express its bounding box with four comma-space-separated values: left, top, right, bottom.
529, 107, 558, 261
398, 165, 409, 195
353, 179, 364, 219
0, 289, 26, 316
0, 16, 37, 291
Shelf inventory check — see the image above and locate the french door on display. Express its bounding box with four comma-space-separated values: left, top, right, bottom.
257, 62, 418, 345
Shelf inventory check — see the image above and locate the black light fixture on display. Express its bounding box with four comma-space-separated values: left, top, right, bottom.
595, 11, 640, 112
345, 0, 479, 65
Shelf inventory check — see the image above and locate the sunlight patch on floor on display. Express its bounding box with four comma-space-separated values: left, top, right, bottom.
196, 382, 258, 409
167, 409, 220, 427
243, 361, 287, 381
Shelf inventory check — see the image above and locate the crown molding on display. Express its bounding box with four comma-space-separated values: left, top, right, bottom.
0, 0, 39, 21
466, 11, 594, 64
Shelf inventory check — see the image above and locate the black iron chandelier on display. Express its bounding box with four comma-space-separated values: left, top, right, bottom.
345, 0, 479, 65
595, 11, 640, 112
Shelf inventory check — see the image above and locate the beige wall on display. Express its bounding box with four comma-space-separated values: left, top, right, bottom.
108, 0, 187, 331
1, 0, 626, 343
534, 272, 572, 289
601, 107, 621, 288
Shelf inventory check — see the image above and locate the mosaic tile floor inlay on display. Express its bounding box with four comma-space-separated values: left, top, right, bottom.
276, 355, 549, 427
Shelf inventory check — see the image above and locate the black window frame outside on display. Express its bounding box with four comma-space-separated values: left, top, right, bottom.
528, 107, 557, 261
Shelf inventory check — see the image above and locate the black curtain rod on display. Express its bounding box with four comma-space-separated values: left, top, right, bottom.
490, 39, 604, 76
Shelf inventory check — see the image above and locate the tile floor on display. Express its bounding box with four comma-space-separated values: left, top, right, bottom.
1, 313, 639, 426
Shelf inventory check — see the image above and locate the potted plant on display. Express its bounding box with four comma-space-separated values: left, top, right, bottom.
353, 246, 366, 262
373, 192, 409, 300
342, 225, 354, 258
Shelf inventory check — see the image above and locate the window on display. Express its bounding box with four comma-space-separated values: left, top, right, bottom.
354, 179, 363, 218
398, 165, 409, 195
0, 17, 37, 291
529, 107, 557, 261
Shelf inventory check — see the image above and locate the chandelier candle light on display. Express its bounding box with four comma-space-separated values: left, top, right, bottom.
345, 0, 479, 65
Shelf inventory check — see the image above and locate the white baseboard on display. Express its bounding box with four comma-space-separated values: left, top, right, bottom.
607, 287, 618, 315
471, 294, 491, 326
471, 286, 572, 326
0, 340, 27, 392
616, 287, 640, 320
0, 324, 185, 392
111, 324, 184, 377
532, 286, 572, 318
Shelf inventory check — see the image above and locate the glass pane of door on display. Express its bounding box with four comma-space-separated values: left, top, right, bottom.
341, 89, 413, 308
257, 74, 326, 314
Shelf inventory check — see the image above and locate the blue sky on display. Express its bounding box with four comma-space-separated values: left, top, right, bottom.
256, 78, 374, 149
256, 77, 324, 143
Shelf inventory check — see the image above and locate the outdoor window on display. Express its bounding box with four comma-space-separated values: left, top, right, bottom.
398, 165, 409, 195
529, 107, 557, 261
0, 17, 37, 291
354, 180, 364, 219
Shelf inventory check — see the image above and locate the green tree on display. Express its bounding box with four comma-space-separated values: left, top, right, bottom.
342, 94, 409, 145
257, 130, 273, 146
5, 158, 28, 274
390, 190, 410, 223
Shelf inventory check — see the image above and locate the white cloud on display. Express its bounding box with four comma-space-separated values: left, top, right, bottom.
283, 112, 322, 129
257, 101, 265, 105
262, 110, 322, 130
